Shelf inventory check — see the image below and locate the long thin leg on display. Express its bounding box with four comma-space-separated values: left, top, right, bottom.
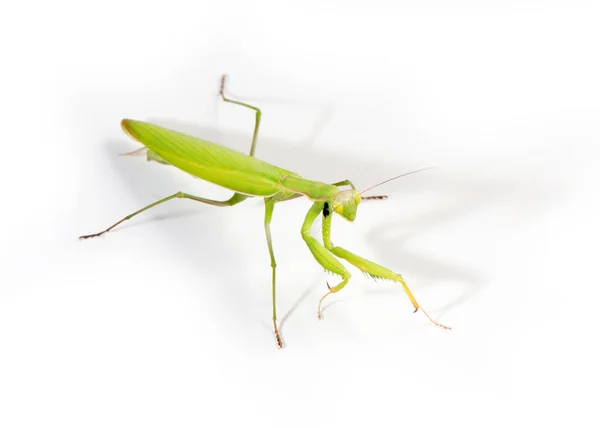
300, 202, 352, 318
264, 199, 283, 348
82, 76, 259, 240
79, 192, 248, 239
219, 75, 262, 157
320, 213, 450, 329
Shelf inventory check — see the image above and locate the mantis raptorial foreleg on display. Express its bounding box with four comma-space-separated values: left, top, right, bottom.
301, 202, 352, 318
320, 213, 451, 330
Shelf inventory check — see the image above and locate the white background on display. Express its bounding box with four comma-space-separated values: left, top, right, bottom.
1, 1, 599, 427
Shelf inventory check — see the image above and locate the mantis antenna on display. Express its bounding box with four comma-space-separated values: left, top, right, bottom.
359, 167, 435, 197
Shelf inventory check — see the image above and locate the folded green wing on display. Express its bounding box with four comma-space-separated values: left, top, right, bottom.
122, 119, 295, 196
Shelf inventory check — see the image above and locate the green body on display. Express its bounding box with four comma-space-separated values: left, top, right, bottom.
81, 77, 448, 348
123, 120, 307, 197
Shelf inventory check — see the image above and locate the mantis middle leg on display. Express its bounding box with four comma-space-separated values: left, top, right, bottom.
263, 198, 284, 348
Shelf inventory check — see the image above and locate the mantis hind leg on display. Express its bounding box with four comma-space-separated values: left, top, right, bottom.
79, 192, 248, 239
219, 75, 262, 157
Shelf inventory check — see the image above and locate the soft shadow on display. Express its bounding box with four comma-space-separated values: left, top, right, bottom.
278, 274, 321, 333
361, 146, 575, 315
100, 138, 264, 333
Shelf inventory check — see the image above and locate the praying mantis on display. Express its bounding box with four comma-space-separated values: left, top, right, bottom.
80, 76, 450, 347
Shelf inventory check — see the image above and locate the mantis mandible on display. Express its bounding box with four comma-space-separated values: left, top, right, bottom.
80, 76, 450, 347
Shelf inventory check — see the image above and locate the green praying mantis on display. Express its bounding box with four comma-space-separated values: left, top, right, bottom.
80, 76, 450, 347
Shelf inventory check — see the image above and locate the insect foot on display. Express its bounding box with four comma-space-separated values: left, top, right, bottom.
317, 287, 333, 320
273, 319, 284, 348
79, 231, 107, 240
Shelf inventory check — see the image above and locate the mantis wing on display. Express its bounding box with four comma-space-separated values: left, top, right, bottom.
121, 119, 295, 197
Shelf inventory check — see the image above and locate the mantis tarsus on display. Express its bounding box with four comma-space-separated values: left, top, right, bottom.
80, 76, 450, 348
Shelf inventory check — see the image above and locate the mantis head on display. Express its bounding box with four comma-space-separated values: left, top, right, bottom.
330, 168, 434, 222
333, 189, 361, 222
